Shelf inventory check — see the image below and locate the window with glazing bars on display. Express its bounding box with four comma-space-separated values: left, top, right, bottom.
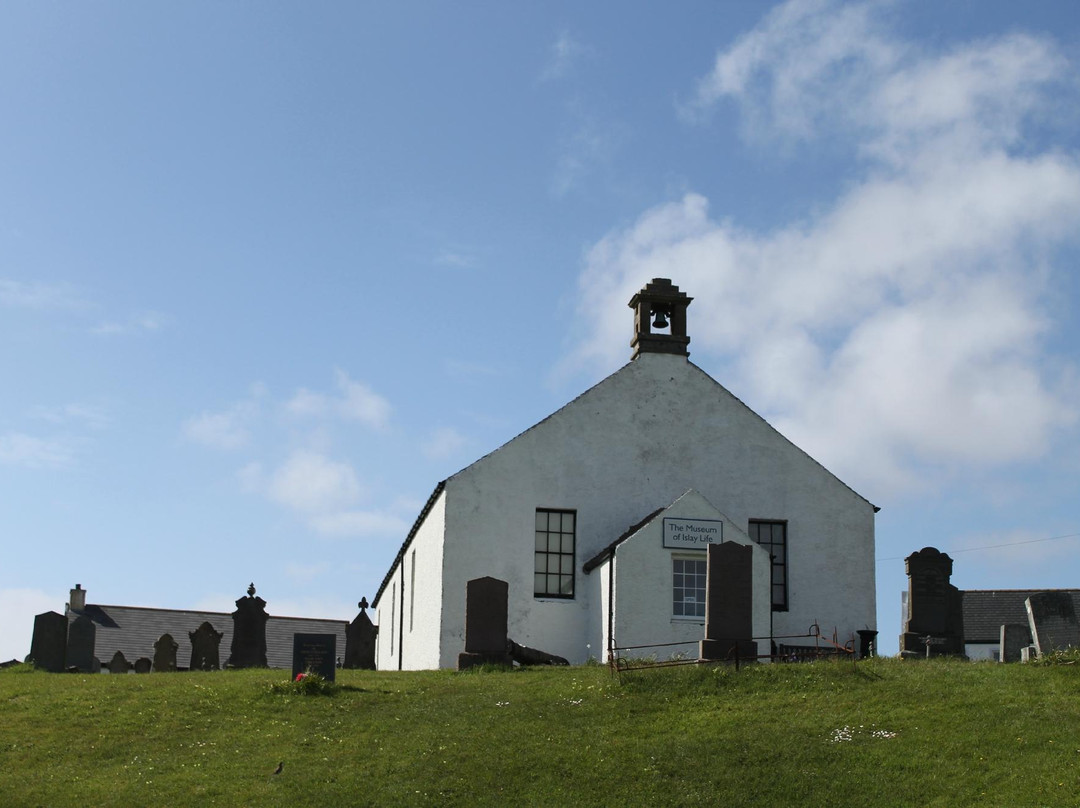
534, 509, 575, 598
749, 520, 788, 611
672, 557, 707, 618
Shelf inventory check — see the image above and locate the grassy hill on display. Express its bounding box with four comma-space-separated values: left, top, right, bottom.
2, 657, 1079, 806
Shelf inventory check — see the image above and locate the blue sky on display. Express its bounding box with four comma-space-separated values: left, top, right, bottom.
3, 0, 1080, 661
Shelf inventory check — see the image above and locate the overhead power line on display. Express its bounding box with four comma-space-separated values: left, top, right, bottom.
877, 531, 1080, 564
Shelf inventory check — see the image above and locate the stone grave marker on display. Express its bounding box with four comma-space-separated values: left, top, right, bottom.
30, 611, 68, 672
153, 633, 178, 672
226, 583, 269, 668
66, 614, 97, 673
189, 621, 223, 671
999, 623, 1031, 663
134, 657, 152, 674
899, 547, 964, 656
1026, 593, 1080, 656
107, 650, 131, 674
699, 542, 758, 662
292, 633, 337, 682
457, 576, 512, 670
344, 598, 378, 670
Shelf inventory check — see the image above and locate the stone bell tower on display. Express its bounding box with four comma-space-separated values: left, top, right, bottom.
628, 278, 692, 360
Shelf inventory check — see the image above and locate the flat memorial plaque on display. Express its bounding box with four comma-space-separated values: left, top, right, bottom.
292, 633, 336, 682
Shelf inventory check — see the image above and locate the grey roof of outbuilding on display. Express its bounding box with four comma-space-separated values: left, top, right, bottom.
961, 589, 1080, 644
68, 604, 348, 670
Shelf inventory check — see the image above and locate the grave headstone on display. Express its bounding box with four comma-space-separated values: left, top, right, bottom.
457, 576, 512, 669
189, 621, 223, 671
153, 633, 178, 672
899, 547, 964, 656
999, 623, 1031, 663
344, 598, 378, 670
66, 614, 97, 673
134, 657, 152, 674
107, 650, 131, 674
30, 611, 68, 672
1026, 593, 1080, 656
699, 542, 758, 662
292, 633, 337, 682
226, 583, 269, 668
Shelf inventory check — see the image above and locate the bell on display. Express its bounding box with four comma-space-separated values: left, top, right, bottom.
651, 309, 669, 330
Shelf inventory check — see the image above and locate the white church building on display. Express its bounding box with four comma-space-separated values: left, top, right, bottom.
372, 279, 877, 670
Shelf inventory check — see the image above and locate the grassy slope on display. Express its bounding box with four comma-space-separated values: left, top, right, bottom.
2, 658, 1079, 807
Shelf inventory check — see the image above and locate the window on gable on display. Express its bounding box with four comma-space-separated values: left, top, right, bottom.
672, 557, 706, 619
534, 509, 575, 598
749, 520, 788, 611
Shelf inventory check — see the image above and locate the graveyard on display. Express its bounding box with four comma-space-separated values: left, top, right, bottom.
4, 655, 1080, 806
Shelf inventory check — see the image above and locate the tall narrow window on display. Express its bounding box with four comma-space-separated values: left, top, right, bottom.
749, 520, 788, 611
409, 549, 416, 632
390, 582, 396, 654
534, 509, 575, 598
672, 557, 707, 618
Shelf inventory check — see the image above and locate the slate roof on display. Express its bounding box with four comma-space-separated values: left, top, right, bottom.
68, 604, 348, 670
961, 589, 1080, 644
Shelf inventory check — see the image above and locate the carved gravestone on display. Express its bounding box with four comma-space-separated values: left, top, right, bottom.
457, 576, 512, 670
699, 542, 758, 662
30, 611, 68, 672
857, 629, 879, 659
134, 657, 152, 674
226, 584, 269, 669
1000, 623, 1031, 663
66, 614, 97, 672
344, 598, 378, 670
1026, 593, 1080, 656
292, 633, 336, 682
107, 650, 131, 674
899, 547, 964, 656
153, 633, 178, 672
190, 621, 223, 671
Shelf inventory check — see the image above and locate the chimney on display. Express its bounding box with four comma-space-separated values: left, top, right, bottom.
69, 584, 86, 613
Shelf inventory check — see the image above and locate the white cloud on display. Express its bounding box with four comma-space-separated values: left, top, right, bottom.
183, 400, 257, 450
267, 450, 363, 514
308, 510, 410, 538
0, 279, 86, 310
91, 311, 169, 335
540, 30, 586, 83
285, 369, 390, 429
565, 0, 1080, 497
29, 402, 109, 430
422, 426, 467, 460
0, 432, 74, 469
0, 588, 58, 663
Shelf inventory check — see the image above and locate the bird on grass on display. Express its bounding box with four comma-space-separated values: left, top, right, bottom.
268, 761, 284, 783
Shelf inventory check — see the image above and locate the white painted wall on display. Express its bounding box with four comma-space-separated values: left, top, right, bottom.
375, 491, 446, 671
600, 490, 772, 662
387, 351, 876, 669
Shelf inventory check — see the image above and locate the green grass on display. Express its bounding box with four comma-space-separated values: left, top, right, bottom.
3, 657, 1080, 806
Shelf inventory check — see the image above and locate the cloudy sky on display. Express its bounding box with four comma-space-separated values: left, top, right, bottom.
3, 0, 1079, 660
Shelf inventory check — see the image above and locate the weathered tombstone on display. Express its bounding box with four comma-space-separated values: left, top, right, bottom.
134, 657, 152, 674
30, 611, 68, 672
1026, 593, 1080, 656
457, 576, 512, 670
999, 623, 1030, 663
292, 633, 337, 682
226, 583, 269, 668
344, 598, 378, 670
66, 614, 97, 673
899, 547, 964, 656
107, 650, 131, 674
699, 542, 758, 662
153, 633, 178, 672
189, 621, 223, 671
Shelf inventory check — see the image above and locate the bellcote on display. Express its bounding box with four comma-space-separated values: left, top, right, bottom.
628, 278, 692, 360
